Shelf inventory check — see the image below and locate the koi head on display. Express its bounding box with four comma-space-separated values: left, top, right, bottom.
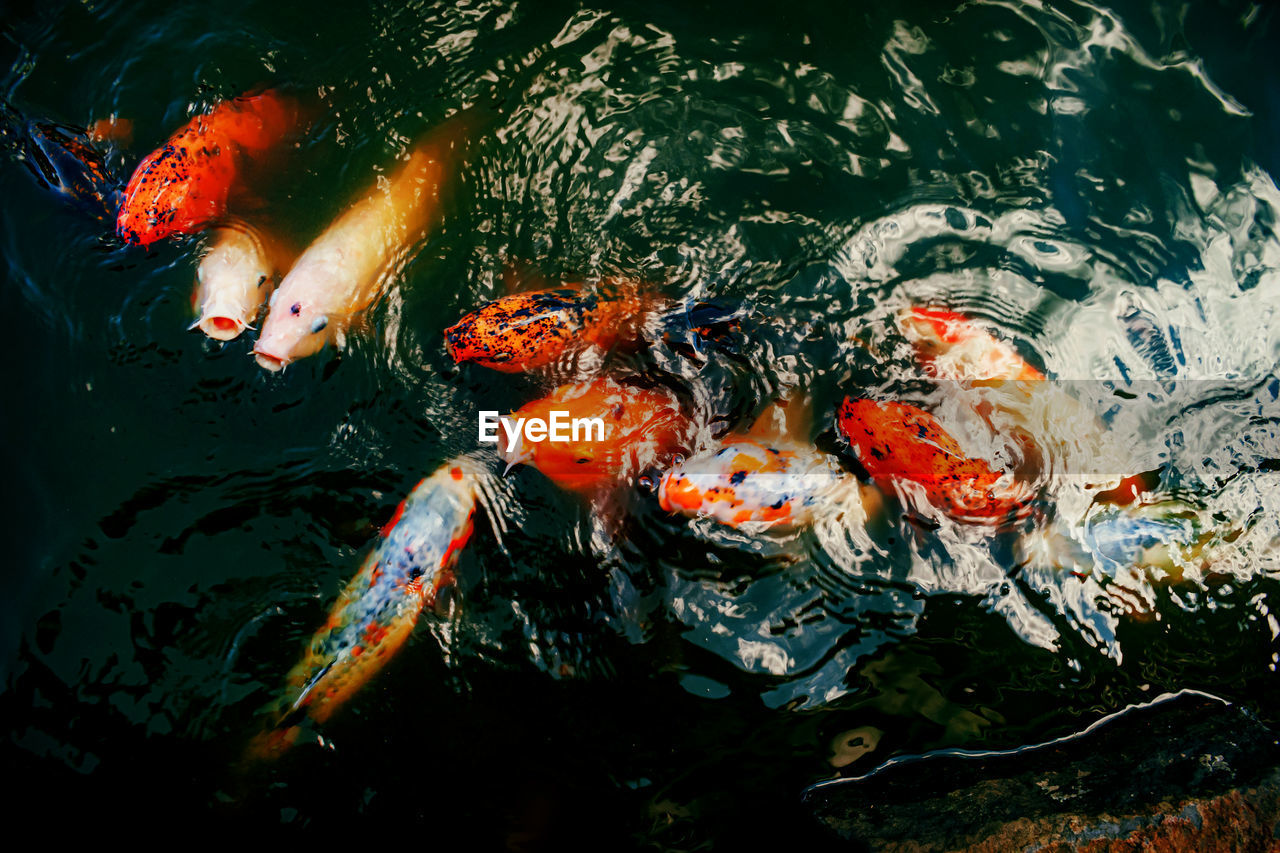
499, 377, 691, 492
445, 288, 592, 372
660, 438, 845, 531
116, 130, 237, 245
837, 397, 1031, 521
193, 226, 275, 341
116, 91, 299, 247
253, 272, 335, 371
897, 306, 1044, 382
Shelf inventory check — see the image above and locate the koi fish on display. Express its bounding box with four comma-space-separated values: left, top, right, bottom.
659, 401, 859, 531
499, 377, 691, 493
250, 460, 477, 759
445, 285, 646, 373
253, 116, 469, 371
191, 222, 293, 341
1022, 498, 1234, 585
2, 104, 122, 221
898, 306, 1044, 382
116, 90, 299, 246
837, 398, 1033, 522
899, 305, 1148, 502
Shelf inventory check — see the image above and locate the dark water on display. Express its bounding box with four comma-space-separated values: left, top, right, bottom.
4, 0, 1280, 846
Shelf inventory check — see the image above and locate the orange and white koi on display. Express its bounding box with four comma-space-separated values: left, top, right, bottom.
191, 222, 293, 341
250, 460, 477, 758
117, 90, 299, 246
253, 117, 467, 371
445, 285, 647, 373
837, 397, 1034, 522
659, 401, 866, 531
898, 306, 1044, 382
499, 377, 692, 493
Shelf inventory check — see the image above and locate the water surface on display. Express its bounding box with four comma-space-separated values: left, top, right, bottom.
3, 0, 1280, 846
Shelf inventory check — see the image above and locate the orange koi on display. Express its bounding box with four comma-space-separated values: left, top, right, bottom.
116, 90, 298, 246
837, 398, 1033, 522
445, 285, 647, 373
899, 305, 1152, 501
499, 377, 692, 493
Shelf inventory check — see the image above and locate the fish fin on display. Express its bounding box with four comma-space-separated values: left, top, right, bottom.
501, 258, 553, 294
746, 394, 812, 443
87, 116, 133, 147
289, 660, 335, 712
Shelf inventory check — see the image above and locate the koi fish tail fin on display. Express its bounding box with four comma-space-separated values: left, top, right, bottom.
87, 116, 133, 147
242, 718, 305, 764
654, 297, 754, 360
406, 104, 493, 173
425, 103, 498, 150
454, 451, 521, 558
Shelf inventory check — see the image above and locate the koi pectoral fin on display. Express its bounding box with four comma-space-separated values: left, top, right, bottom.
288, 659, 336, 715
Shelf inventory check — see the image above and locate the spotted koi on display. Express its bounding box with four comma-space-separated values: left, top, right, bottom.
117, 90, 299, 246
445, 285, 646, 373
837, 397, 1033, 522
659, 438, 851, 531
250, 460, 476, 758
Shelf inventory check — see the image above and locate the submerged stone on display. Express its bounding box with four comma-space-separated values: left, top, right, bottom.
803, 691, 1280, 851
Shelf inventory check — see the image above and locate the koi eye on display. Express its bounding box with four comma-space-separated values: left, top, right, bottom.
290, 302, 302, 315
310, 316, 328, 334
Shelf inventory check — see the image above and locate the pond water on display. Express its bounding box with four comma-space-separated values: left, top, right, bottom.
3, 0, 1280, 846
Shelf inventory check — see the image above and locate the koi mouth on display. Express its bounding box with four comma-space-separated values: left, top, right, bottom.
253, 348, 289, 372
196, 314, 246, 341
